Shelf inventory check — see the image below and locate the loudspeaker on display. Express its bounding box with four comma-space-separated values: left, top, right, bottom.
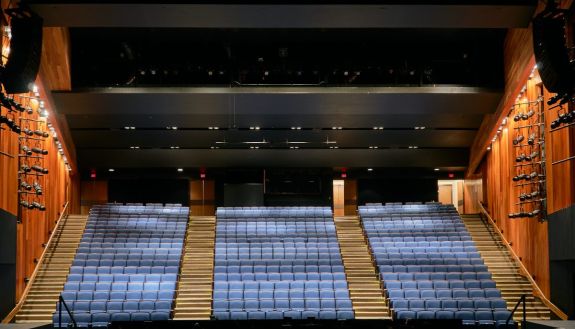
533, 8, 574, 95
1, 7, 43, 94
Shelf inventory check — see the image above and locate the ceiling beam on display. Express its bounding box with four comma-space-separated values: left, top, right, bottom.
29, 3, 536, 28
53, 86, 502, 116
78, 148, 469, 168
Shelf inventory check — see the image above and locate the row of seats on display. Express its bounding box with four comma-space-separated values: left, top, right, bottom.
60, 291, 175, 302
387, 288, 502, 299
215, 265, 345, 273
214, 273, 346, 281
381, 272, 492, 281
214, 259, 343, 266
391, 298, 507, 310
385, 280, 496, 289
70, 266, 178, 275
72, 260, 181, 267
378, 265, 488, 273
67, 273, 177, 282
213, 310, 353, 320
214, 299, 352, 310
213, 291, 351, 300
53, 311, 170, 328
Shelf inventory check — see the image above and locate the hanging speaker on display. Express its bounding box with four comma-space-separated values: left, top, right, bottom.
533, 7, 574, 96
1, 6, 43, 94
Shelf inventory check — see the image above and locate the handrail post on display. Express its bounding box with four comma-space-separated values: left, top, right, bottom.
59, 295, 77, 328
58, 297, 61, 329
523, 295, 527, 329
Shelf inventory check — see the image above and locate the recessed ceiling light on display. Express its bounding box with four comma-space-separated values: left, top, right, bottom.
166, 126, 178, 130
434, 168, 440, 171
367, 168, 373, 172
130, 146, 140, 149
108, 168, 115, 172
369, 146, 378, 149
177, 168, 183, 172
170, 146, 180, 149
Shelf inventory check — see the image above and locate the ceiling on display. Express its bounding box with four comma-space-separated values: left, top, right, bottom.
32, 1, 537, 172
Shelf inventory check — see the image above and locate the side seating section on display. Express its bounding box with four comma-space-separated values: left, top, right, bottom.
359, 203, 513, 327
212, 207, 354, 320
53, 204, 189, 328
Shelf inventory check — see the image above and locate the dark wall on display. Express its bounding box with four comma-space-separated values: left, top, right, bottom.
0, 209, 17, 319
215, 168, 332, 207
108, 179, 189, 205
548, 204, 575, 319
358, 178, 438, 205
224, 183, 265, 207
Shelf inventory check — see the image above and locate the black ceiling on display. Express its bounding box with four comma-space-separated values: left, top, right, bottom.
32, 1, 537, 172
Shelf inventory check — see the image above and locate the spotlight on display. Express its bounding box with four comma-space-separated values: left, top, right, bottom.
177, 168, 183, 172
108, 168, 115, 172
434, 168, 440, 171
367, 168, 373, 172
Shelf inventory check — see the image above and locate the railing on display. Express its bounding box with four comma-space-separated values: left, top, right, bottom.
478, 203, 568, 320
2, 202, 70, 323
57, 295, 77, 328
506, 294, 526, 328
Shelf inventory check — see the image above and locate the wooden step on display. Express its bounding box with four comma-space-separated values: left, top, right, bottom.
14, 215, 88, 324
462, 215, 552, 321
334, 216, 390, 320
173, 216, 215, 320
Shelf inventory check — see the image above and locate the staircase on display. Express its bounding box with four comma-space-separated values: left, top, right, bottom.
334, 216, 390, 319
174, 216, 216, 320
461, 215, 551, 321
15, 214, 88, 323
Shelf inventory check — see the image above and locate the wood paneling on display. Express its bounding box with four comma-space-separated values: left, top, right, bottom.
80, 180, 108, 215
344, 179, 358, 216
333, 180, 345, 217
463, 179, 482, 214
190, 180, 215, 216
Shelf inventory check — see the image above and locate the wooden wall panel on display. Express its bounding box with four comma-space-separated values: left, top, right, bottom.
344, 179, 358, 216
463, 179, 482, 214
190, 180, 215, 216
80, 180, 108, 215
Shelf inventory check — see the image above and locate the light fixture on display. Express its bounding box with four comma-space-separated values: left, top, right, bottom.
487, 146, 492, 151
130, 146, 140, 149
124, 126, 135, 130
250, 126, 261, 130
210, 146, 220, 149
367, 168, 373, 172
434, 168, 440, 171
208, 126, 220, 130
331, 126, 342, 130
250, 146, 260, 149
408, 146, 419, 149
287, 141, 309, 144
166, 126, 178, 130
414, 126, 426, 130
108, 168, 115, 172
329, 146, 339, 149
177, 168, 184, 172
369, 146, 378, 149
290, 146, 300, 149
170, 146, 180, 149
502, 117, 508, 125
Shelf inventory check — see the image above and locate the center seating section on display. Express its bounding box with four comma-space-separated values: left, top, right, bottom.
359, 203, 513, 328
53, 203, 189, 327
212, 207, 354, 320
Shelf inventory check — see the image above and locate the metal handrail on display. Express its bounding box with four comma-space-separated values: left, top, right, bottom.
506, 294, 526, 328
479, 203, 568, 320
2, 202, 70, 323
58, 295, 77, 328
